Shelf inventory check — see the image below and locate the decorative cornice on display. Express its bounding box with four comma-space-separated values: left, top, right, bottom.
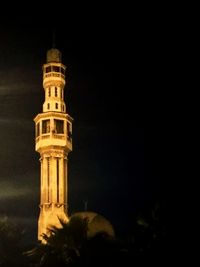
34, 112, 69, 122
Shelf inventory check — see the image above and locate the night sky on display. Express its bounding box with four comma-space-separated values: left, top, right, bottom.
0, 13, 165, 243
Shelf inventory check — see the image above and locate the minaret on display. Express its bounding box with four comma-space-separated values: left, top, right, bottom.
34, 48, 73, 241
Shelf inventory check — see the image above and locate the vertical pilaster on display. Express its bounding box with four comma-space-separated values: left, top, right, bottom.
60, 157, 64, 203
56, 157, 60, 203
43, 156, 48, 203
40, 157, 44, 204
64, 156, 68, 214
51, 156, 56, 203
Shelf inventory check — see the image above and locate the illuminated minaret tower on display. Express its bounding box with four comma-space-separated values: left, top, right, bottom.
34, 48, 73, 241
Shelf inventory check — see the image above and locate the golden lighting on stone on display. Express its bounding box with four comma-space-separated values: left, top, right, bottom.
34, 49, 73, 242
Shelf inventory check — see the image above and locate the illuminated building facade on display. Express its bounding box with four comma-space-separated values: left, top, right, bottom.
34, 48, 73, 241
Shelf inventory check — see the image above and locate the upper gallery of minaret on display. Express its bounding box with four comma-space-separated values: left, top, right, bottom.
42, 48, 66, 113
34, 47, 72, 155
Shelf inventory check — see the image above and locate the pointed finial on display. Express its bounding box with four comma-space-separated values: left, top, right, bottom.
52, 28, 56, 48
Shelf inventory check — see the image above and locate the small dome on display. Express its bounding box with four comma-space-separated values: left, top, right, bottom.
47, 48, 62, 63
70, 211, 115, 238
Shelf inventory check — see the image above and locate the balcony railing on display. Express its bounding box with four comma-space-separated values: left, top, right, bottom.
43, 72, 65, 79
53, 134, 65, 139
36, 133, 65, 142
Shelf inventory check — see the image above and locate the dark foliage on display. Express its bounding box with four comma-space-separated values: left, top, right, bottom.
0, 197, 168, 267
0, 216, 28, 267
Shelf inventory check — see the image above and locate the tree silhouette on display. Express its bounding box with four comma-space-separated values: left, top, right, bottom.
0, 216, 28, 267
26, 216, 88, 266
26, 215, 126, 267
128, 196, 169, 265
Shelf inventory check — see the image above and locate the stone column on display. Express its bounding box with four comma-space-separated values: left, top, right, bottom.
51, 155, 57, 203
64, 156, 68, 214
40, 157, 43, 204
59, 157, 64, 204
43, 156, 48, 203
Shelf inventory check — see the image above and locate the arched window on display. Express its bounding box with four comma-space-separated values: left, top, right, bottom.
55, 119, 64, 134
67, 122, 72, 142
42, 120, 50, 134
46, 66, 51, 73
55, 87, 58, 97
36, 123, 40, 137
61, 67, 65, 74
52, 66, 59, 72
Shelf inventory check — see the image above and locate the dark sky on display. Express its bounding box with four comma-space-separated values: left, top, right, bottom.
0, 13, 166, 243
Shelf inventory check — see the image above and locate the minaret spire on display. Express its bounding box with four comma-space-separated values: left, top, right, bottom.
52, 28, 56, 48
34, 47, 73, 242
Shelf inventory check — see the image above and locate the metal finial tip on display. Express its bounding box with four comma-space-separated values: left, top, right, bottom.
52, 28, 56, 48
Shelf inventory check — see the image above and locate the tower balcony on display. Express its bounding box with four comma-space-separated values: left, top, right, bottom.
34, 112, 73, 154
35, 132, 72, 153
43, 62, 66, 88
43, 72, 65, 88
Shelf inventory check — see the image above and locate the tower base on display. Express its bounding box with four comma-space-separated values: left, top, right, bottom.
38, 204, 68, 242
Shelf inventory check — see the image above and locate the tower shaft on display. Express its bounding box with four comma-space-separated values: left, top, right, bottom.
34, 49, 73, 241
